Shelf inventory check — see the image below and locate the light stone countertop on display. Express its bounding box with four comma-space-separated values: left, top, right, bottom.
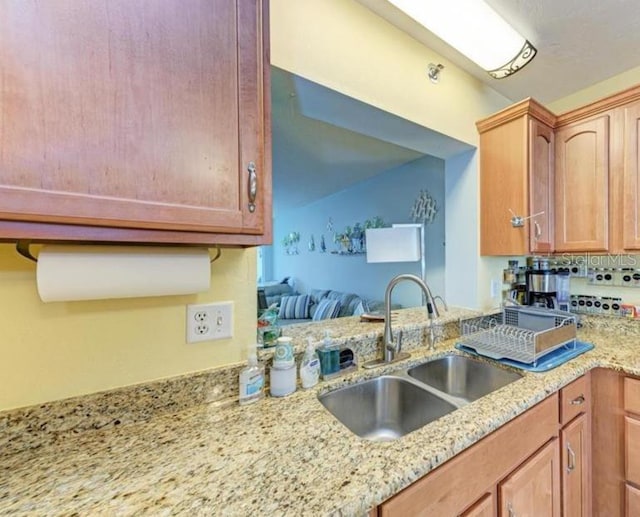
1, 314, 639, 516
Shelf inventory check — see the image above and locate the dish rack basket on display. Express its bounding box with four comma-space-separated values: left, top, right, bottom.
459, 306, 577, 365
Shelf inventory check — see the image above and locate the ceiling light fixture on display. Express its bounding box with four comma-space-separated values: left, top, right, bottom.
387, 0, 536, 79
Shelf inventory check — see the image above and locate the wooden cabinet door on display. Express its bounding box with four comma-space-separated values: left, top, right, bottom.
622, 102, 640, 249
529, 118, 555, 253
625, 377, 640, 415
0, 0, 269, 242
626, 416, 640, 486
499, 439, 561, 517
561, 414, 591, 517
480, 115, 529, 255
555, 115, 610, 252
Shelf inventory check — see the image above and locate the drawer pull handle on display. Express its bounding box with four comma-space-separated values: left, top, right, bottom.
570, 395, 585, 405
508, 502, 516, 517
567, 442, 576, 472
247, 162, 257, 213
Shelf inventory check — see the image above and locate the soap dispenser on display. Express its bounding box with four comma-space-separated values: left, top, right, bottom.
317, 330, 340, 378
299, 338, 321, 388
238, 343, 265, 405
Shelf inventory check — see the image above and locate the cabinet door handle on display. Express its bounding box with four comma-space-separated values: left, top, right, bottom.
567, 442, 576, 473
247, 162, 257, 213
570, 395, 585, 405
533, 220, 541, 242
508, 502, 516, 517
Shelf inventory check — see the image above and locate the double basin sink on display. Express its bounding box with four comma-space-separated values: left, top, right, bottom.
319, 354, 522, 441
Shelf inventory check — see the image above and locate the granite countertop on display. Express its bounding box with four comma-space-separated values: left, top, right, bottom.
1, 313, 639, 516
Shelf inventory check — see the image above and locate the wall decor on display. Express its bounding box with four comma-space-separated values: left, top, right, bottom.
330, 217, 387, 254
282, 232, 300, 255
308, 234, 316, 252
320, 235, 326, 253
411, 189, 438, 224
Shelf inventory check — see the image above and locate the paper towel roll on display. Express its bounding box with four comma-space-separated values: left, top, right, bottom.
36, 245, 211, 302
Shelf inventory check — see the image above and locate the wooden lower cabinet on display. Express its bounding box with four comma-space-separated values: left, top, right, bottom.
626, 416, 640, 486
626, 377, 640, 517
378, 395, 558, 516
627, 483, 640, 517
498, 439, 561, 517
591, 368, 625, 515
376, 375, 598, 517
625, 377, 640, 414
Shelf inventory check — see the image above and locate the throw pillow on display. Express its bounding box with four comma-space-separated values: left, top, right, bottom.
312, 299, 341, 321
353, 299, 369, 316
278, 294, 311, 319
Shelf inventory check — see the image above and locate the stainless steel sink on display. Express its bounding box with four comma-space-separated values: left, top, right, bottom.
408, 354, 522, 403
319, 375, 457, 441
318, 354, 523, 441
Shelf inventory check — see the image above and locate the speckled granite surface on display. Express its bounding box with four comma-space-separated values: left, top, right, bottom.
1, 310, 639, 516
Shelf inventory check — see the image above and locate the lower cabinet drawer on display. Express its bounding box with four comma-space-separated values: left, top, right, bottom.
626, 416, 640, 485
560, 374, 590, 426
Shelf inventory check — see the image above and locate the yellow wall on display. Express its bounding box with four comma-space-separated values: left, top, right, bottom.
0, 244, 256, 410
548, 64, 640, 113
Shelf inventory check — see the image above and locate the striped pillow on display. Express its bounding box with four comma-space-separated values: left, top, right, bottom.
312, 299, 342, 321
278, 294, 311, 319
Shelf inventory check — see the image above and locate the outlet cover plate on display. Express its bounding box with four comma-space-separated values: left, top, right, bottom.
186, 302, 233, 343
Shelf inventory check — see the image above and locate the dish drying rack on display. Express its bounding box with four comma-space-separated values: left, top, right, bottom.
459, 306, 577, 365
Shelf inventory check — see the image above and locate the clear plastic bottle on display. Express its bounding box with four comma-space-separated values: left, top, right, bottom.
299, 338, 321, 388
239, 344, 265, 405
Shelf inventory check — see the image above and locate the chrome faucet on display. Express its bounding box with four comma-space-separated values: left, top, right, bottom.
363, 273, 441, 368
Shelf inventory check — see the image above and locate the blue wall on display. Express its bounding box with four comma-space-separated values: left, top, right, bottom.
268, 154, 445, 308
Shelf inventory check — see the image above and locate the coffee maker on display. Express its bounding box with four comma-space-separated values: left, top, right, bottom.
526, 268, 558, 309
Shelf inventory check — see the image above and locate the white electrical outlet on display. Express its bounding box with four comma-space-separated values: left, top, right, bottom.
490, 278, 501, 299
186, 302, 233, 343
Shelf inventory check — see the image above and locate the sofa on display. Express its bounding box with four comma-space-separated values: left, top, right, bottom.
257, 281, 385, 326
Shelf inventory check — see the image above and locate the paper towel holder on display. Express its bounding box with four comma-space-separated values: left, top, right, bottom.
16, 240, 37, 263
15, 240, 223, 264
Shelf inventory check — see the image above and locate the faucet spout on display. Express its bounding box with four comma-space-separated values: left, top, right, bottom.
383, 273, 439, 362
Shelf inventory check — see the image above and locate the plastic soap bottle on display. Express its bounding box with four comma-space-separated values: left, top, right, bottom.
239, 344, 265, 405
318, 330, 340, 378
299, 338, 321, 388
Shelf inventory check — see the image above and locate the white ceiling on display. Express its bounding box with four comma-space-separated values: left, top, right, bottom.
356, 0, 640, 104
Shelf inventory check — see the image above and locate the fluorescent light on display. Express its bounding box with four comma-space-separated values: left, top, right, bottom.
387, 0, 536, 78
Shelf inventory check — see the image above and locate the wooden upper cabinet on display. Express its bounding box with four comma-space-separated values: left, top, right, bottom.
554, 115, 610, 252
622, 101, 640, 250
0, 0, 271, 245
529, 118, 555, 253
477, 99, 555, 256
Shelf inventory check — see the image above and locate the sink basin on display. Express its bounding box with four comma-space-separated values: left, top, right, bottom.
408, 354, 522, 403
319, 375, 457, 441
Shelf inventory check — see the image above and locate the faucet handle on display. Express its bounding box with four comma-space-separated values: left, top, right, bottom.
386, 329, 403, 353
433, 295, 448, 312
